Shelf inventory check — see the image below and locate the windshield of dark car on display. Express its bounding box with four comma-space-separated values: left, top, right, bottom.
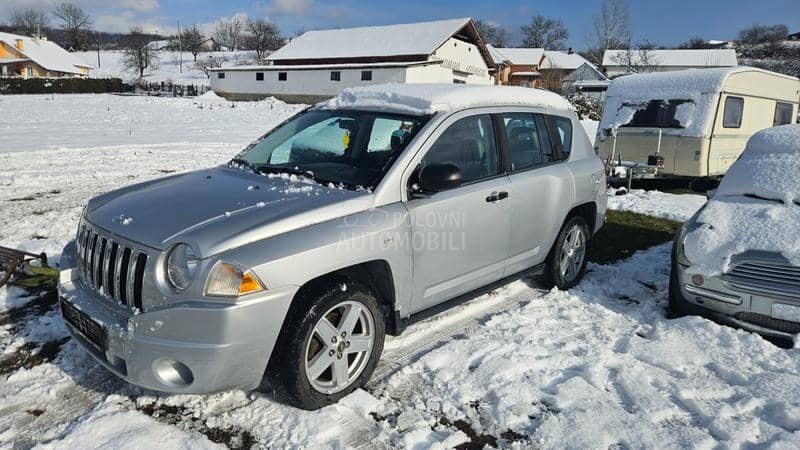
233, 109, 429, 190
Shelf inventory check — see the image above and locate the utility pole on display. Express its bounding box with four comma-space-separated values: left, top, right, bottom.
176, 20, 183, 73
96, 30, 101, 67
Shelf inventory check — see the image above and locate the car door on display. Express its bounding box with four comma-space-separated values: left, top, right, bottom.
499, 112, 574, 275
404, 113, 512, 313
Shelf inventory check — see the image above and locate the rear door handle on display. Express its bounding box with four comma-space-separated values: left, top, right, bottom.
485, 191, 509, 203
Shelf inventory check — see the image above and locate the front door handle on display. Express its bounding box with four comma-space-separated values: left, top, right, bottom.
486, 191, 509, 203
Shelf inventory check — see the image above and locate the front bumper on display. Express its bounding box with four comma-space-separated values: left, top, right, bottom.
673, 263, 800, 342
58, 265, 298, 394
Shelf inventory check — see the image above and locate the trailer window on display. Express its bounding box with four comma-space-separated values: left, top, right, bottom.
774, 102, 794, 126
723, 96, 744, 128
622, 99, 689, 128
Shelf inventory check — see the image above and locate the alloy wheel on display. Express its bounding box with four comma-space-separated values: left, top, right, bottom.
559, 224, 586, 282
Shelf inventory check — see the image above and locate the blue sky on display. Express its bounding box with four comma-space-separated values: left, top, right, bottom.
7, 0, 800, 48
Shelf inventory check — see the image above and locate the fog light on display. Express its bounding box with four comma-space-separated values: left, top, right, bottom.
153, 358, 194, 387
692, 274, 704, 286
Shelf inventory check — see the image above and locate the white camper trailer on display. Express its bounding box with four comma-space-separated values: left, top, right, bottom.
596, 67, 799, 181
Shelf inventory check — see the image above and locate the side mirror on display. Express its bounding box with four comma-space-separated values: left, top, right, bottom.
416, 163, 462, 194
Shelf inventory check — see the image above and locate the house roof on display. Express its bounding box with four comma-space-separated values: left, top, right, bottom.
268, 18, 476, 61
0, 31, 89, 74
488, 46, 591, 70
210, 60, 443, 72
602, 49, 737, 67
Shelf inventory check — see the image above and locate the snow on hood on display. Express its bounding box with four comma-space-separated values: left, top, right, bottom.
598, 67, 743, 137
321, 83, 575, 115
684, 125, 800, 274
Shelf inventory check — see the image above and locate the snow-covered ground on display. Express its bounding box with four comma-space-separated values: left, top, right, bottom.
75, 50, 257, 85
607, 189, 707, 222
2, 94, 800, 449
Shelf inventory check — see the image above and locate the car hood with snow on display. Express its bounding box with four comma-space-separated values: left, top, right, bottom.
85, 166, 371, 256
684, 124, 800, 274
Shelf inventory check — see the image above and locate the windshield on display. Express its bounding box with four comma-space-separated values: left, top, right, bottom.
232, 109, 429, 190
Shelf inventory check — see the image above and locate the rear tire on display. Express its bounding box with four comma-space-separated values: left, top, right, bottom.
264, 278, 385, 410
541, 215, 590, 290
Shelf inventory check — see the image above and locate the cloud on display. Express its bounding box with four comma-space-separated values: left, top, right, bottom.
119, 0, 159, 12
261, 0, 314, 16
94, 10, 169, 34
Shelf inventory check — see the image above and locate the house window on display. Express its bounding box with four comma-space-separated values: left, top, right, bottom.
26, 67, 33, 78
278, 72, 287, 81
256, 72, 264, 81
361, 70, 372, 81
330, 71, 341, 81
723, 96, 744, 128
774, 102, 793, 126
453, 79, 466, 84
217, 72, 225, 79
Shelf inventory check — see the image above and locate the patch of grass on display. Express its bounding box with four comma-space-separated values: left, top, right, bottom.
588, 210, 682, 265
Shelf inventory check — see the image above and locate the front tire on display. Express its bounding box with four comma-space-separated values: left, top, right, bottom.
541, 216, 590, 290
264, 278, 385, 410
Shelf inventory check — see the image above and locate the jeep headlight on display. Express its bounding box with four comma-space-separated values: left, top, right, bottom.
205, 262, 265, 297
166, 243, 198, 291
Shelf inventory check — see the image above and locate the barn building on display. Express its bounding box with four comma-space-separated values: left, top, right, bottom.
602, 49, 738, 78
209, 18, 494, 102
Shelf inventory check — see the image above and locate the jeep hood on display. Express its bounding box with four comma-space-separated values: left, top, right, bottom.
86, 166, 372, 256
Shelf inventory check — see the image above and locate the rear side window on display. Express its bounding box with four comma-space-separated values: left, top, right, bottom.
774, 102, 794, 126
422, 115, 498, 185
550, 116, 573, 160
723, 96, 744, 128
500, 113, 556, 171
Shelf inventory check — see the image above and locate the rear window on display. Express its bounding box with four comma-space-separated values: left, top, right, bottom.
774, 102, 794, 126
550, 116, 573, 160
723, 96, 744, 128
622, 99, 690, 128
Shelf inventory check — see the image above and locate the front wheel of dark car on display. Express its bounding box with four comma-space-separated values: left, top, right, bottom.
264, 278, 385, 410
541, 215, 590, 290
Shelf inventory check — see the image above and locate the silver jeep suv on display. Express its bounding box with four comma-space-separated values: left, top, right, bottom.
58, 84, 607, 409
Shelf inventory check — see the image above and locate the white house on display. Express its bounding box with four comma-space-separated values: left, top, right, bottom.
602, 49, 737, 78
209, 18, 494, 102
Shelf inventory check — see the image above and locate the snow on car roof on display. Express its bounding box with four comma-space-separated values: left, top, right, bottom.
684, 125, 800, 275
598, 67, 797, 137
320, 83, 575, 115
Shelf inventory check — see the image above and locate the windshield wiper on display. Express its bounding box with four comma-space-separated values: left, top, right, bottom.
228, 158, 256, 172
743, 193, 784, 204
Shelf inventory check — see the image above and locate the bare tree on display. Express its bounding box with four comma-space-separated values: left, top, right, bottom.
10, 9, 50, 37
473, 20, 510, 48
738, 24, 789, 46
121, 26, 159, 78
586, 0, 631, 64
244, 18, 283, 60
612, 41, 662, 74
53, 2, 92, 50
195, 55, 224, 77
520, 15, 569, 49
181, 25, 205, 61
214, 16, 244, 51
678, 36, 711, 49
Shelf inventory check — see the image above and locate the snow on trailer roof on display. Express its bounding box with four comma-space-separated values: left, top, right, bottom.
598, 67, 798, 137
267, 18, 473, 61
320, 83, 574, 115
0, 31, 90, 74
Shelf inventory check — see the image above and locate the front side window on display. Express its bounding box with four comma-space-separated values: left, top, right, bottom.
420, 115, 498, 185
774, 102, 794, 126
234, 110, 428, 189
330, 71, 341, 81
723, 96, 744, 128
550, 116, 573, 160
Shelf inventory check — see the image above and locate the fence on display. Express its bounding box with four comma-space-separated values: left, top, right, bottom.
0, 77, 211, 97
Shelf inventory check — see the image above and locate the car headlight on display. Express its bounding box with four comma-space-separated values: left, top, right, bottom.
205, 262, 265, 298
166, 243, 198, 291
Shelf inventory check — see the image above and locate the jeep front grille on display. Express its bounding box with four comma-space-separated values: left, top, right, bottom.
76, 224, 149, 311
725, 261, 800, 300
